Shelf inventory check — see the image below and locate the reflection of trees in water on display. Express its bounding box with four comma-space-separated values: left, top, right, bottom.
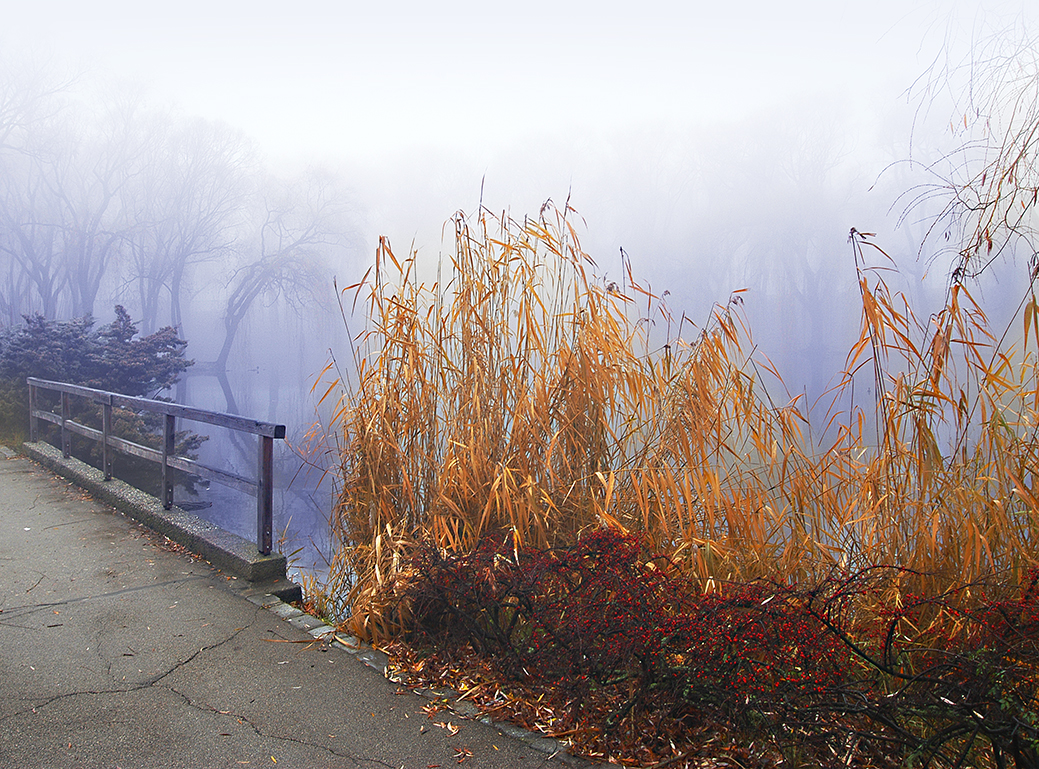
180, 366, 335, 570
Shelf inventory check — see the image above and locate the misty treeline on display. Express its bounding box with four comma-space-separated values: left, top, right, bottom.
0, 56, 352, 382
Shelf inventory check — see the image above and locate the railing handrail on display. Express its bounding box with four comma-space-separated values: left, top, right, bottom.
28, 378, 286, 438
26, 377, 285, 555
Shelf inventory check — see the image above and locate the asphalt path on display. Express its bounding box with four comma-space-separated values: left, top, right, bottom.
0, 450, 588, 769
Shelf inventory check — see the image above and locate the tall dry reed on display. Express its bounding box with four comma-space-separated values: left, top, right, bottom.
322, 204, 1039, 643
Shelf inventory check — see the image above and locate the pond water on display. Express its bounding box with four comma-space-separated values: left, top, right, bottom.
171, 369, 340, 578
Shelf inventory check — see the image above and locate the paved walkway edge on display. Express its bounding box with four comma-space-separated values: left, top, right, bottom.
4, 444, 596, 766
244, 591, 586, 763
20, 440, 302, 603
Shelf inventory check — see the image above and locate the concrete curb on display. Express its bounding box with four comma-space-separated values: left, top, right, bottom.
20, 440, 302, 603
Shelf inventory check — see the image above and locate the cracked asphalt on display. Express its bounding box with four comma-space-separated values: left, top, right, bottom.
0, 452, 586, 769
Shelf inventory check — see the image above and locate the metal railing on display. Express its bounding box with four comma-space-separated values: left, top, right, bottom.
27, 377, 286, 555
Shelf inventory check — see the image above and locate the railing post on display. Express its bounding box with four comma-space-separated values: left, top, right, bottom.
27, 380, 37, 443
162, 413, 175, 510
60, 392, 71, 458
257, 435, 274, 555
102, 397, 113, 481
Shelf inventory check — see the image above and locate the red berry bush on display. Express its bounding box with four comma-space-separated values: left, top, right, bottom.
395, 529, 1039, 767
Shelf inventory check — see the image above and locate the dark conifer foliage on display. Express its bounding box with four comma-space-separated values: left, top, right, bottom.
0, 305, 195, 465
0, 305, 191, 396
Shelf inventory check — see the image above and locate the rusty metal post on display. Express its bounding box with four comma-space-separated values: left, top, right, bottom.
257, 435, 274, 555
102, 399, 113, 480
27, 380, 37, 443
61, 392, 71, 458
162, 413, 175, 510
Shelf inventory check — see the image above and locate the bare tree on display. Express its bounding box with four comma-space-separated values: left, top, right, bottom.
0, 56, 72, 321
48, 89, 151, 317
902, 24, 1039, 284
0, 54, 70, 153
0, 85, 151, 321
209, 170, 348, 412
0, 163, 68, 318
123, 117, 252, 334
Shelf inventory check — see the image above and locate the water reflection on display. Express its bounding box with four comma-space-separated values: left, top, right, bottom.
174, 369, 336, 576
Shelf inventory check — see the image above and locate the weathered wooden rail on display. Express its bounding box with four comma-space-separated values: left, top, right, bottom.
27, 377, 286, 555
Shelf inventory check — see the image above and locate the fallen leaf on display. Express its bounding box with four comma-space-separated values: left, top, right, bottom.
453, 747, 472, 764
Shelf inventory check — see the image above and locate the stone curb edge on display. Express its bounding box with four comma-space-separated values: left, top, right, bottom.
243, 591, 601, 768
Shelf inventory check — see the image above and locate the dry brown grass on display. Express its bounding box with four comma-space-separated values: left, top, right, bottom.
318, 202, 1039, 644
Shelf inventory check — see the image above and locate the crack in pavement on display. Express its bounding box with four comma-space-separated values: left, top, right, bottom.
41, 518, 95, 530
147, 612, 576, 769
146, 622, 252, 689
2, 598, 576, 767
0, 574, 209, 621
161, 684, 389, 769
0, 614, 402, 768
0, 621, 250, 723
23, 572, 45, 593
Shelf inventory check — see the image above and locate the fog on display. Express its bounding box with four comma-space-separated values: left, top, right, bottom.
1, 0, 1037, 568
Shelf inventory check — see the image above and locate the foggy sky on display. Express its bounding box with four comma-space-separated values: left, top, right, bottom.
7, 1, 1021, 159
4, 0, 1038, 400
